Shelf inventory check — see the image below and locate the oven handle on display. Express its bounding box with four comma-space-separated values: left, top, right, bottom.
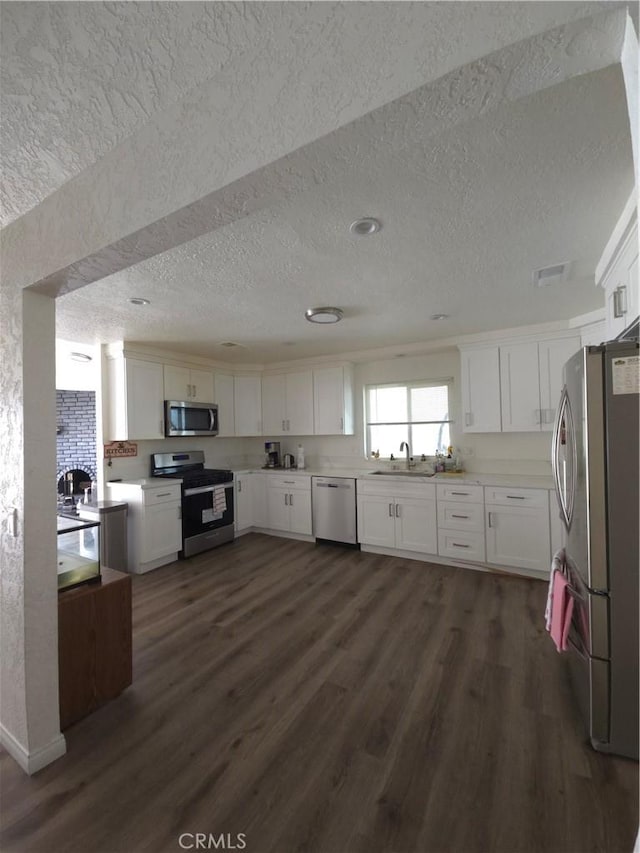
184, 484, 232, 497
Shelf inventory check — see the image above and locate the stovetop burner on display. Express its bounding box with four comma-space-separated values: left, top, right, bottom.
151, 451, 233, 486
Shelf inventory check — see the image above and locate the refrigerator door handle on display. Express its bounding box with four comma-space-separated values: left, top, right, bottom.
551, 385, 575, 529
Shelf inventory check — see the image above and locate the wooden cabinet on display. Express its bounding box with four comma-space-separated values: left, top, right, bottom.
266, 475, 312, 535
215, 373, 236, 436
500, 336, 579, 432
459, 346, 501, 433
596, 194, 638, 340
357, 480, 437, 555
106, 355, 165, 440
234, 375, 262, 436
313, 365, 354, 435
262, 371, 314, 436
164, 365, 214, 403
485, 487, 550, 574
58, 568, 132, 730
106, 481, 182, 573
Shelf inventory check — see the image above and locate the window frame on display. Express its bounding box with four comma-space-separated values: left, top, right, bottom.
364, 378, 453, 459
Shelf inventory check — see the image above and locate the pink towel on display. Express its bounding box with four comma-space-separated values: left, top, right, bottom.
549, 570, 574, 652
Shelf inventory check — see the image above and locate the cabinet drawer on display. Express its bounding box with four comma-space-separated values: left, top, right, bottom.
267, 475, 311, 491
358, 479, 435, 499
438, 529, 486, 562
437, 501, 484, 531
142, 485, 182, 506
484, 487, 548, 508
436, 483, 483, 503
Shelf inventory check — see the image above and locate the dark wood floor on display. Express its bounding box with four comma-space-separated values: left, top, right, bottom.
1, 534, 637, 853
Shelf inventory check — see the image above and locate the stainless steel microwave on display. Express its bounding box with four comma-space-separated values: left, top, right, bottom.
164, 400, 219, 437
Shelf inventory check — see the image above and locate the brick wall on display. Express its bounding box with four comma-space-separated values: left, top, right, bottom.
56, 390, 97, 488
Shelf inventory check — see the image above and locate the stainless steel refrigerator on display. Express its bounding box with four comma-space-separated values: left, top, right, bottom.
552, 340, 639, 759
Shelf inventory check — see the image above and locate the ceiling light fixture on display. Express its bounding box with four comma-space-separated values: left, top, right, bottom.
430, 313, 449, 321
69, 352, 92, 363
305, 307, 344, 324
349, 217, 381, 236
129, 297, 150, 306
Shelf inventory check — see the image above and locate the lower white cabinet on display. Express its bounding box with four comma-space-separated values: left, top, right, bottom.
485, 487, 550, 573
357, 481, 437, 555
234, 471, 253, 532
436, 483, 485, 562
266, 475, 312, 535
106, 481, 182, 573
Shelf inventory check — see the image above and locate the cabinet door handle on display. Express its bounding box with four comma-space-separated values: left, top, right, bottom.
451, 514, 469, 519
285, 494, 289, 506
388, 503, 394, 517
452, 542, 470, 548
340, 417, 344, 432
192, 384, 197, 398
286, 419, 290, 431
450, 492, 469, 496
395, 504, 400, 517
506, 495, 526, 500
178, 506, 182, 519
156, 492, 172, 497
488, 511, 493, 528
613, 285, 627, 318
238, 480, 242, 493
282, 420, 286, 431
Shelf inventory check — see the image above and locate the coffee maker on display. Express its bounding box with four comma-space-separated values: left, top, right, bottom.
264, 441, 281, 468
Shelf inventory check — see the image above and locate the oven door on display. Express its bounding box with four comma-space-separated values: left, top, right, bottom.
182, 484, 234, 540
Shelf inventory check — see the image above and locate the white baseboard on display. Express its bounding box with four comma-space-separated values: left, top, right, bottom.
0, 723, 66, 775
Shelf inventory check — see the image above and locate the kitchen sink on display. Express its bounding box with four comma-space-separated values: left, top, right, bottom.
371, 470, 435, 477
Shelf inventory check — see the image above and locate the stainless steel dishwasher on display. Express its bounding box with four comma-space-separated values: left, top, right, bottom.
312, 476, 357, 545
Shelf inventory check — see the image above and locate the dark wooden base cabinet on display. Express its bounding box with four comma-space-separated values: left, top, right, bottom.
58, 567, 132, 730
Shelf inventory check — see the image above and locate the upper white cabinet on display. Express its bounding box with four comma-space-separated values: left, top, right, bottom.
500, 336, 580, 432
460, 346, 502, 432
596, 193, 638, 340
262, 371, 314, 436
313, 365, 354, 435
106, 355, 165, 440
214, 373, 235, 437
234, 375, 262, 436
164, 365, 214, 403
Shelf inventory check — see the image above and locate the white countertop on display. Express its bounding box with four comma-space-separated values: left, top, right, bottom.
232, 467, 554, 489
106, 477, 183, 489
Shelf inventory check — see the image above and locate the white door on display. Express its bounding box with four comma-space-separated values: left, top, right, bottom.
395, 498, 438, 554
266, 487, 290, 532
126, 359, 165, 439
235, 474, 253, 532
313, 366, 344, 435
163, 365, 190, 400
262, 375, 286, 435
485, 504, 551, 573
538, 337, 580, 431
145, 503, 182, 561
234, 376, 262, 436
286, 371, 314, 435
357, 495, 396, 547
500, 341, 541, 431
288, 489, 312, 535
190, 369, 214, 403
460, 347, 501, 432
215, 373, 235, 436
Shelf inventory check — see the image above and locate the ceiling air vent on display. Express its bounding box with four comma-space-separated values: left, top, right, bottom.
532, 262, 571, 288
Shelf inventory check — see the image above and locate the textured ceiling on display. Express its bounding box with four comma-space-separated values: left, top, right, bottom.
2, 2, 635, 364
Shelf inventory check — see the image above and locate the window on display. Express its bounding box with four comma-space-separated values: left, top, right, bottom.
365, 380, 451, 458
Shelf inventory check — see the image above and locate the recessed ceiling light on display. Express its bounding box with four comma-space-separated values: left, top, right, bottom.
129, 297, 150, 306
349, 217, 381, 236
219, 341, 242, 348
69, 352, 92, 363
430, 313, 449, 321
305, 307, 344, 324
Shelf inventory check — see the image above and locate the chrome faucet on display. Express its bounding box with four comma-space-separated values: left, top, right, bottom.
400, 441, 413, 469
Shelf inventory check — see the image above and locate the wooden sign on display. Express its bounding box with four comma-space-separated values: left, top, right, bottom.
104, 441, 138, 459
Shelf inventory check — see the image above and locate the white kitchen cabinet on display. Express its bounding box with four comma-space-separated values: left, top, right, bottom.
499, 336, 580, 432
214, 373, 236, 437
313, 365, 354, 435
164, 365, 214, 403
597, 194, 638, 341
262, 371, 314, 436
459, 346, 501, 433
251, 472, 267, 528
357, 480, 437, 555
485, 487, 550, 574
106, 355, 165, 440
266, 475, 312, 535
234, 375, 262, 436
234, 472, 253, 533
106, 480, 182, 573
436, 483, 485, 562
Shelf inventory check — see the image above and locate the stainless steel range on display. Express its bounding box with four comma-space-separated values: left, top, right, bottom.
151, 451, 234, 558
